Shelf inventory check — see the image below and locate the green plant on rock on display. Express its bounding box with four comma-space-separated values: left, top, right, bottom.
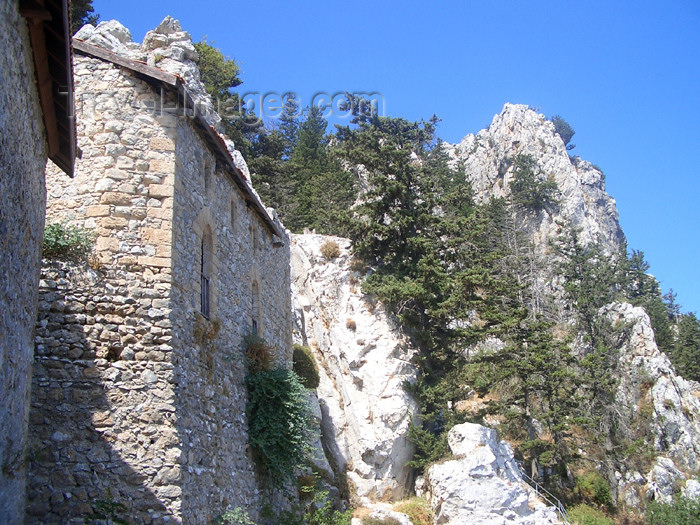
567, 503, 613, 525
509, 154, 558, 210
246, 366, 313, 488
393, 496, 433, 525
276, 487, 352, 525
646, 495, 700, 525
293, 344, 320, 389
214, 507, 255, 525
43, 222, 95, 261
575, 471, 613, 510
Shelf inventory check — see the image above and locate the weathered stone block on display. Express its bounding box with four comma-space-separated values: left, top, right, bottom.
150, 137, 175, 151
148, 184, 173, 198
86, 205, 111, 217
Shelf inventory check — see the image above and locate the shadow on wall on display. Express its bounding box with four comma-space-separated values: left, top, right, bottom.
26, 261, 175, 523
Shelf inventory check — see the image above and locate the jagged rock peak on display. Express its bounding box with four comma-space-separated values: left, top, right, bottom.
443, 103, 625, 253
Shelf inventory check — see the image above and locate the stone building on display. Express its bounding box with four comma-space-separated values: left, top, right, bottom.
0, 1, 75, 521
27, 29, 292, 523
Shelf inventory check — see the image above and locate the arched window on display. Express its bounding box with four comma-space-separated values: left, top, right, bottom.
251, 281, 260, 335
200, 226, 213, 318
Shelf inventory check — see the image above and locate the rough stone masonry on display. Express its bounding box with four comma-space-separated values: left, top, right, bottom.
27, 19, 292, 523
0, 2, 49, 521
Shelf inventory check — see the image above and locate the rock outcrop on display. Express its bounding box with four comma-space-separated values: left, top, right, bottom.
291, 234, 419, 500
444, 103, 624, 254
417, 423, 563, 525
606, 302, 700, 471
604, 302, 700, 505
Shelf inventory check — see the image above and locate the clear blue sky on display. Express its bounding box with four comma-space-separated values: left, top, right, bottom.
94, 0, 700, 314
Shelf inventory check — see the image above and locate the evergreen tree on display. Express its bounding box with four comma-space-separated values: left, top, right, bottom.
71, 0, 99, 33
671, 313, 700, 381
286, 106, 354, 234
509, 154, 558, 211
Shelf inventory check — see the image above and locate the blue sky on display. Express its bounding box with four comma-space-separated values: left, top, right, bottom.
94, 0, 700, 314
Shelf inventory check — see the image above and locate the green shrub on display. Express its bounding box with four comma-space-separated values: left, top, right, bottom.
576, 471, 613, 509
568, 503, 613, 525
276, 489, 352, 525
293, 344, 320, 389
646, 496, 700, 525
43, 222, 95, 261
393, 497, 433, 525
246, 367, 312, 487
214, 507, 255, 525
320, 240, 340, 260
550, 114, 576, 149
510, 154, 558, 210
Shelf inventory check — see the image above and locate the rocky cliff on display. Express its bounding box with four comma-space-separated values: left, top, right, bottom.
291, 234, 419, 501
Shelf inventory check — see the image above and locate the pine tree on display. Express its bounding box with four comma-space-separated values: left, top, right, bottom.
672, 313, 700, 381
71, 0, 99, 33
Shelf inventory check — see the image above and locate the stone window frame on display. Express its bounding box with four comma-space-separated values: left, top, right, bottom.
249, 267, 263, 336
203, 156, 215, 202
193, 208, 218, 318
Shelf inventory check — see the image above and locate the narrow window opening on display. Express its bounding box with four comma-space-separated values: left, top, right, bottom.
200, 227, 213, 318
251, 281, 260, 335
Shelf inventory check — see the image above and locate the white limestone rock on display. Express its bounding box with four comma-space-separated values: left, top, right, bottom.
646, 457, 685, 503
683, 479, 700, 500
291, 234, 419, 500
603, 302, 700, 472
443, 103, 624, 255
422, 423, 563, 525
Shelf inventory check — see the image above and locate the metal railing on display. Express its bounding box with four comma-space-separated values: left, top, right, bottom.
520, 470, 571, 525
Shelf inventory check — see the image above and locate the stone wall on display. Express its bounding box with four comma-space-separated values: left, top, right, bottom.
169, 101, 292, 523
0, 2, 48, 521
28, 50, 292, 523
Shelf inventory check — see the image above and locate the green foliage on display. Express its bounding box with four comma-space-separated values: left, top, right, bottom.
71, 0, 99, 34
551, 115, 576, 150
646, 496, 700, 525
567, 503, 613, 525
575, 472, 613, 509
293, 344, 320, 389
83, 490, 127, 524
276, 488, 352, 525
623, 250, 673, 351
245, 367, 312, 487
671, 313, 700, 381
193, 39, 242, 100
214, 507, 255, 525
509, 154, 558, 210
406, 424, 449, 470
43, 222, 95, 261
393, 497, 433, 525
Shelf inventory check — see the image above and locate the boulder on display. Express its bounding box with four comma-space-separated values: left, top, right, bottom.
422, 423, 563, 524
